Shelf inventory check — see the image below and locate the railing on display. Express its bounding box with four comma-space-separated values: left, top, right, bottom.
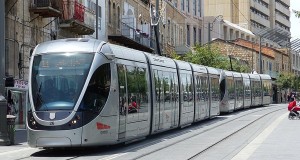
31, 0, 61, 9
61, 0, 94, 28
140, 0, 149, 5
121, 22, 155, 49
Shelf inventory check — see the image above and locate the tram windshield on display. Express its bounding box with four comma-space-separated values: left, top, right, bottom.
31, 52, 94, 111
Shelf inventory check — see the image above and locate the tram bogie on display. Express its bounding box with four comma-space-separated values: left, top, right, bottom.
27, 38, 272, 148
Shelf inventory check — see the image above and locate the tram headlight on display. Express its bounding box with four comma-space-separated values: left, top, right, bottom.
71, 120, 77, 124
32, 120, 36, 126
69, 114, 80, 126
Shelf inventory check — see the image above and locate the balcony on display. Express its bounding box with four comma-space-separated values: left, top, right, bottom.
59, 0, 95, 35
108, 21, 154, 53
29, 0, 62, 17
140, 0, 149, 5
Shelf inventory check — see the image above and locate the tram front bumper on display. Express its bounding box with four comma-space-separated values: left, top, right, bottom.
28, 128, 82, 148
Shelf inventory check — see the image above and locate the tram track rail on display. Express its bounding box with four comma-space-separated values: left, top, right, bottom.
129, 105, 285, 160
187, 107, 285, 160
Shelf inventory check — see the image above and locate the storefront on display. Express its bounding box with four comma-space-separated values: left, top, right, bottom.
6, 79, 28, 129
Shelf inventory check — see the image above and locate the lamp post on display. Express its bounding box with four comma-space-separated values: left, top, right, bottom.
259, 36, 262, 74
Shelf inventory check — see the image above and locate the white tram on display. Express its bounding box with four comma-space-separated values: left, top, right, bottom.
27, 38, 271, 148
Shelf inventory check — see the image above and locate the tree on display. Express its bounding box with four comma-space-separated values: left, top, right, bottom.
276, 72, 296, 90
170, 44, 251, 72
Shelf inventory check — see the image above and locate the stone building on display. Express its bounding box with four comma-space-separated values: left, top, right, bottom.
211, 38, 289, 78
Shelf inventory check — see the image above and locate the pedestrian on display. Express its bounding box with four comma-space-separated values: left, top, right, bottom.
288, 97, 300, 116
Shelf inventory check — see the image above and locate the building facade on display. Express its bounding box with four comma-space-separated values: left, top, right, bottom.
203, 0, 291, 35
211, 38, 289, 78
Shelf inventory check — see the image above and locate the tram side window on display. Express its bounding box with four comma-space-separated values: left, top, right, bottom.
126, 66, 137, 114
263, 80, 270, 96
117, 64, 127, 115
211, 77, 220, 101
181, 74, 188, 102
228, 78, 234, 100
126, 66, 149, 114
188, 74, 193, 102
202, 76, 208, 101
136, 67, 148, 114
81, 63, 111, 112
220, 78, 225, 100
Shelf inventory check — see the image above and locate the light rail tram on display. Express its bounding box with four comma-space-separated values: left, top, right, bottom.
27, 38, 272, 148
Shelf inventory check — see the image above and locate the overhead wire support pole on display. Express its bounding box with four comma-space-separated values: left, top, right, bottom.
96, 0, 98, 39
0, 0, 5, 94
155, 0, 161, 56
259, 36, 262, 74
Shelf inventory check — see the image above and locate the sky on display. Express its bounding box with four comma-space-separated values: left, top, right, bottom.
290, 0, 300, 40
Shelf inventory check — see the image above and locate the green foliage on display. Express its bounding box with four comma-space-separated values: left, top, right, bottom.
276, 72, 296, 89
169, 51, 183, 60
183, 44, 221, 67
171, 44, 250, 72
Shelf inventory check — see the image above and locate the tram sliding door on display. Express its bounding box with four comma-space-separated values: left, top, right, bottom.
117, 64, 127, 141
117, 62, 150, 141
194, 74, 209, 121
152, 68, 179, 132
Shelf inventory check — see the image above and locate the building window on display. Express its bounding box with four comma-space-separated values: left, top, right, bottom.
193, 27, 196, 45
193, 0, 196, 16
109, 1, 111, 24
174, 0, 178, 8
187, 25, 190, 46
198, 0, 201, 16
117, 6, 120, 29
198, 28, 201, 44
168, 20, 171, 42
113, 3, 116, 27
187, 0, 190, 13
181, 0, 185, 11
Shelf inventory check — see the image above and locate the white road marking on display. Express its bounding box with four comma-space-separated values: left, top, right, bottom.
98, 153, 127, 160
0, 148, 36, 156
231, 113, 286, 160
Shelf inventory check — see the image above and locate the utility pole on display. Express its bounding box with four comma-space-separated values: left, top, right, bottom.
95, 0, 98, 39
259, 36, 262, 74
0, 0, 5, 95
154, 0, 161, 56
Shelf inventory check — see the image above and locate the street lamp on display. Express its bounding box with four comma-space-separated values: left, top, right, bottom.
208, 15, 223, 43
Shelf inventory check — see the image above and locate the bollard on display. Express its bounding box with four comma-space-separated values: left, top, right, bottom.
7, 115, 16, 145
0, 96, 10, 145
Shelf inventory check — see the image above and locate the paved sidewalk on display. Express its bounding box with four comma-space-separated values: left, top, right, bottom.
0, 129, 29, 154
